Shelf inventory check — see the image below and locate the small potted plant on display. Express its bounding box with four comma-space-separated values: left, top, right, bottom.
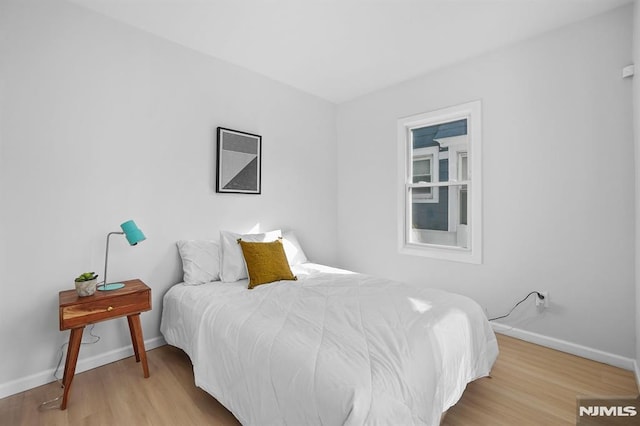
74, 272, 98, 297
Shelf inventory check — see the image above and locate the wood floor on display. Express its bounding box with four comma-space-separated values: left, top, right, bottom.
0, 334, 637, 425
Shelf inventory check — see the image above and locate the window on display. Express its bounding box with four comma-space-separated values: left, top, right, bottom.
397, 101, 482, 263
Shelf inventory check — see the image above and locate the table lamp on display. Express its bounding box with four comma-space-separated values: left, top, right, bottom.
98, 220, 146, 291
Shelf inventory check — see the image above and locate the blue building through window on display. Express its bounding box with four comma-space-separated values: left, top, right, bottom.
411, 119, 467, 232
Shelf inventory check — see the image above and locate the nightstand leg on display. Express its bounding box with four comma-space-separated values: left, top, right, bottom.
61, 327, 84, 410
127, 313, 149, 378
127, 316, 140, 362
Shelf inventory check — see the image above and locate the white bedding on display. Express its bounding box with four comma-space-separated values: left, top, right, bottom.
161, 263, 498, 426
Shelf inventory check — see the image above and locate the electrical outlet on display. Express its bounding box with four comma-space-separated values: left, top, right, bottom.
535, 291, 549, 309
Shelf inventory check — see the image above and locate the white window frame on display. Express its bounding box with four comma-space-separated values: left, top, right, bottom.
397, 100, 482, 264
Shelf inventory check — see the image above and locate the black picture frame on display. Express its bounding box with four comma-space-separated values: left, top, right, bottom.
216, 127, 262, 194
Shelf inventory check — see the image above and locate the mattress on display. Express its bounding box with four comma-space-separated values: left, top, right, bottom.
161, 263, 498, 425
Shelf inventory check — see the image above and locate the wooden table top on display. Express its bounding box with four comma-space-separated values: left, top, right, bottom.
59, 279, 149, 307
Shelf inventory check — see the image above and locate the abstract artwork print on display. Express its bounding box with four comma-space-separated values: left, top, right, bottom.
216, 127, 262, 194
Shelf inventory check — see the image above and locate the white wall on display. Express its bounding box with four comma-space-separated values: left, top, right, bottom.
337, 6, 635, 359
0, 0, 636, 399
634, 0, 640, 381
0, 0, 337, 394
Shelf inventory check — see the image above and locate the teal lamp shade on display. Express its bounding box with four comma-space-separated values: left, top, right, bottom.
121, 220, 146, 246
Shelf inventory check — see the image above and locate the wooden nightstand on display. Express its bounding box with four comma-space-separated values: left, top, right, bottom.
58, 279, 151, 410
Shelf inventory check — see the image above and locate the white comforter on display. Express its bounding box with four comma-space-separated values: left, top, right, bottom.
161, 263, 498, 426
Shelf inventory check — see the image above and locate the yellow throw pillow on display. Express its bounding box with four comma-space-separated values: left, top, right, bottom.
238, 239, 297, 289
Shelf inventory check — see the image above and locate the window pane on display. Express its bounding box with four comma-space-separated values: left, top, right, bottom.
413, 175, 431, 183
409, 184, 468, 248
459, 185, 468, 225
412, 187, 433, 200
410, 186, 451, 246
413, 158, 430, 176
412, 119, 467, 150
458, 153, 468, 181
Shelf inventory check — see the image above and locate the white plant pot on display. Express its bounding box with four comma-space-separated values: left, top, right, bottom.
75, 278, 97, 297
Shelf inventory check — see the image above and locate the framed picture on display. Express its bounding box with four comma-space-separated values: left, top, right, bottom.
216, 127, 262, 194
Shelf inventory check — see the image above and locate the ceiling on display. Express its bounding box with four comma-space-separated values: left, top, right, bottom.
67, 0, 632, 104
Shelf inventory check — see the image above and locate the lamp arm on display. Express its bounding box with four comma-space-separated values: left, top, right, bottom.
103, 231, 124, 286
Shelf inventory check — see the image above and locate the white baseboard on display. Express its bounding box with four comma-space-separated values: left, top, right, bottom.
635, 360, 640, 392
0, 336, 166, 400
491, 322, 635, 371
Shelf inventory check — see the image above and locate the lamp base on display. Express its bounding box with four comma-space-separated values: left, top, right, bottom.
97, 283, 125, 291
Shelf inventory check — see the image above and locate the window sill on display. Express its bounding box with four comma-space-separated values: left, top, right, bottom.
399, 243, 481, 264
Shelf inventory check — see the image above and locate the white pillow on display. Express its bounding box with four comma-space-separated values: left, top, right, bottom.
219, 229, 282, 282
176, 240, 220, 285
282, 231, 308, 266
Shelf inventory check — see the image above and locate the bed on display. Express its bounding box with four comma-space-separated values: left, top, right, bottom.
160, 260, 498, 425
